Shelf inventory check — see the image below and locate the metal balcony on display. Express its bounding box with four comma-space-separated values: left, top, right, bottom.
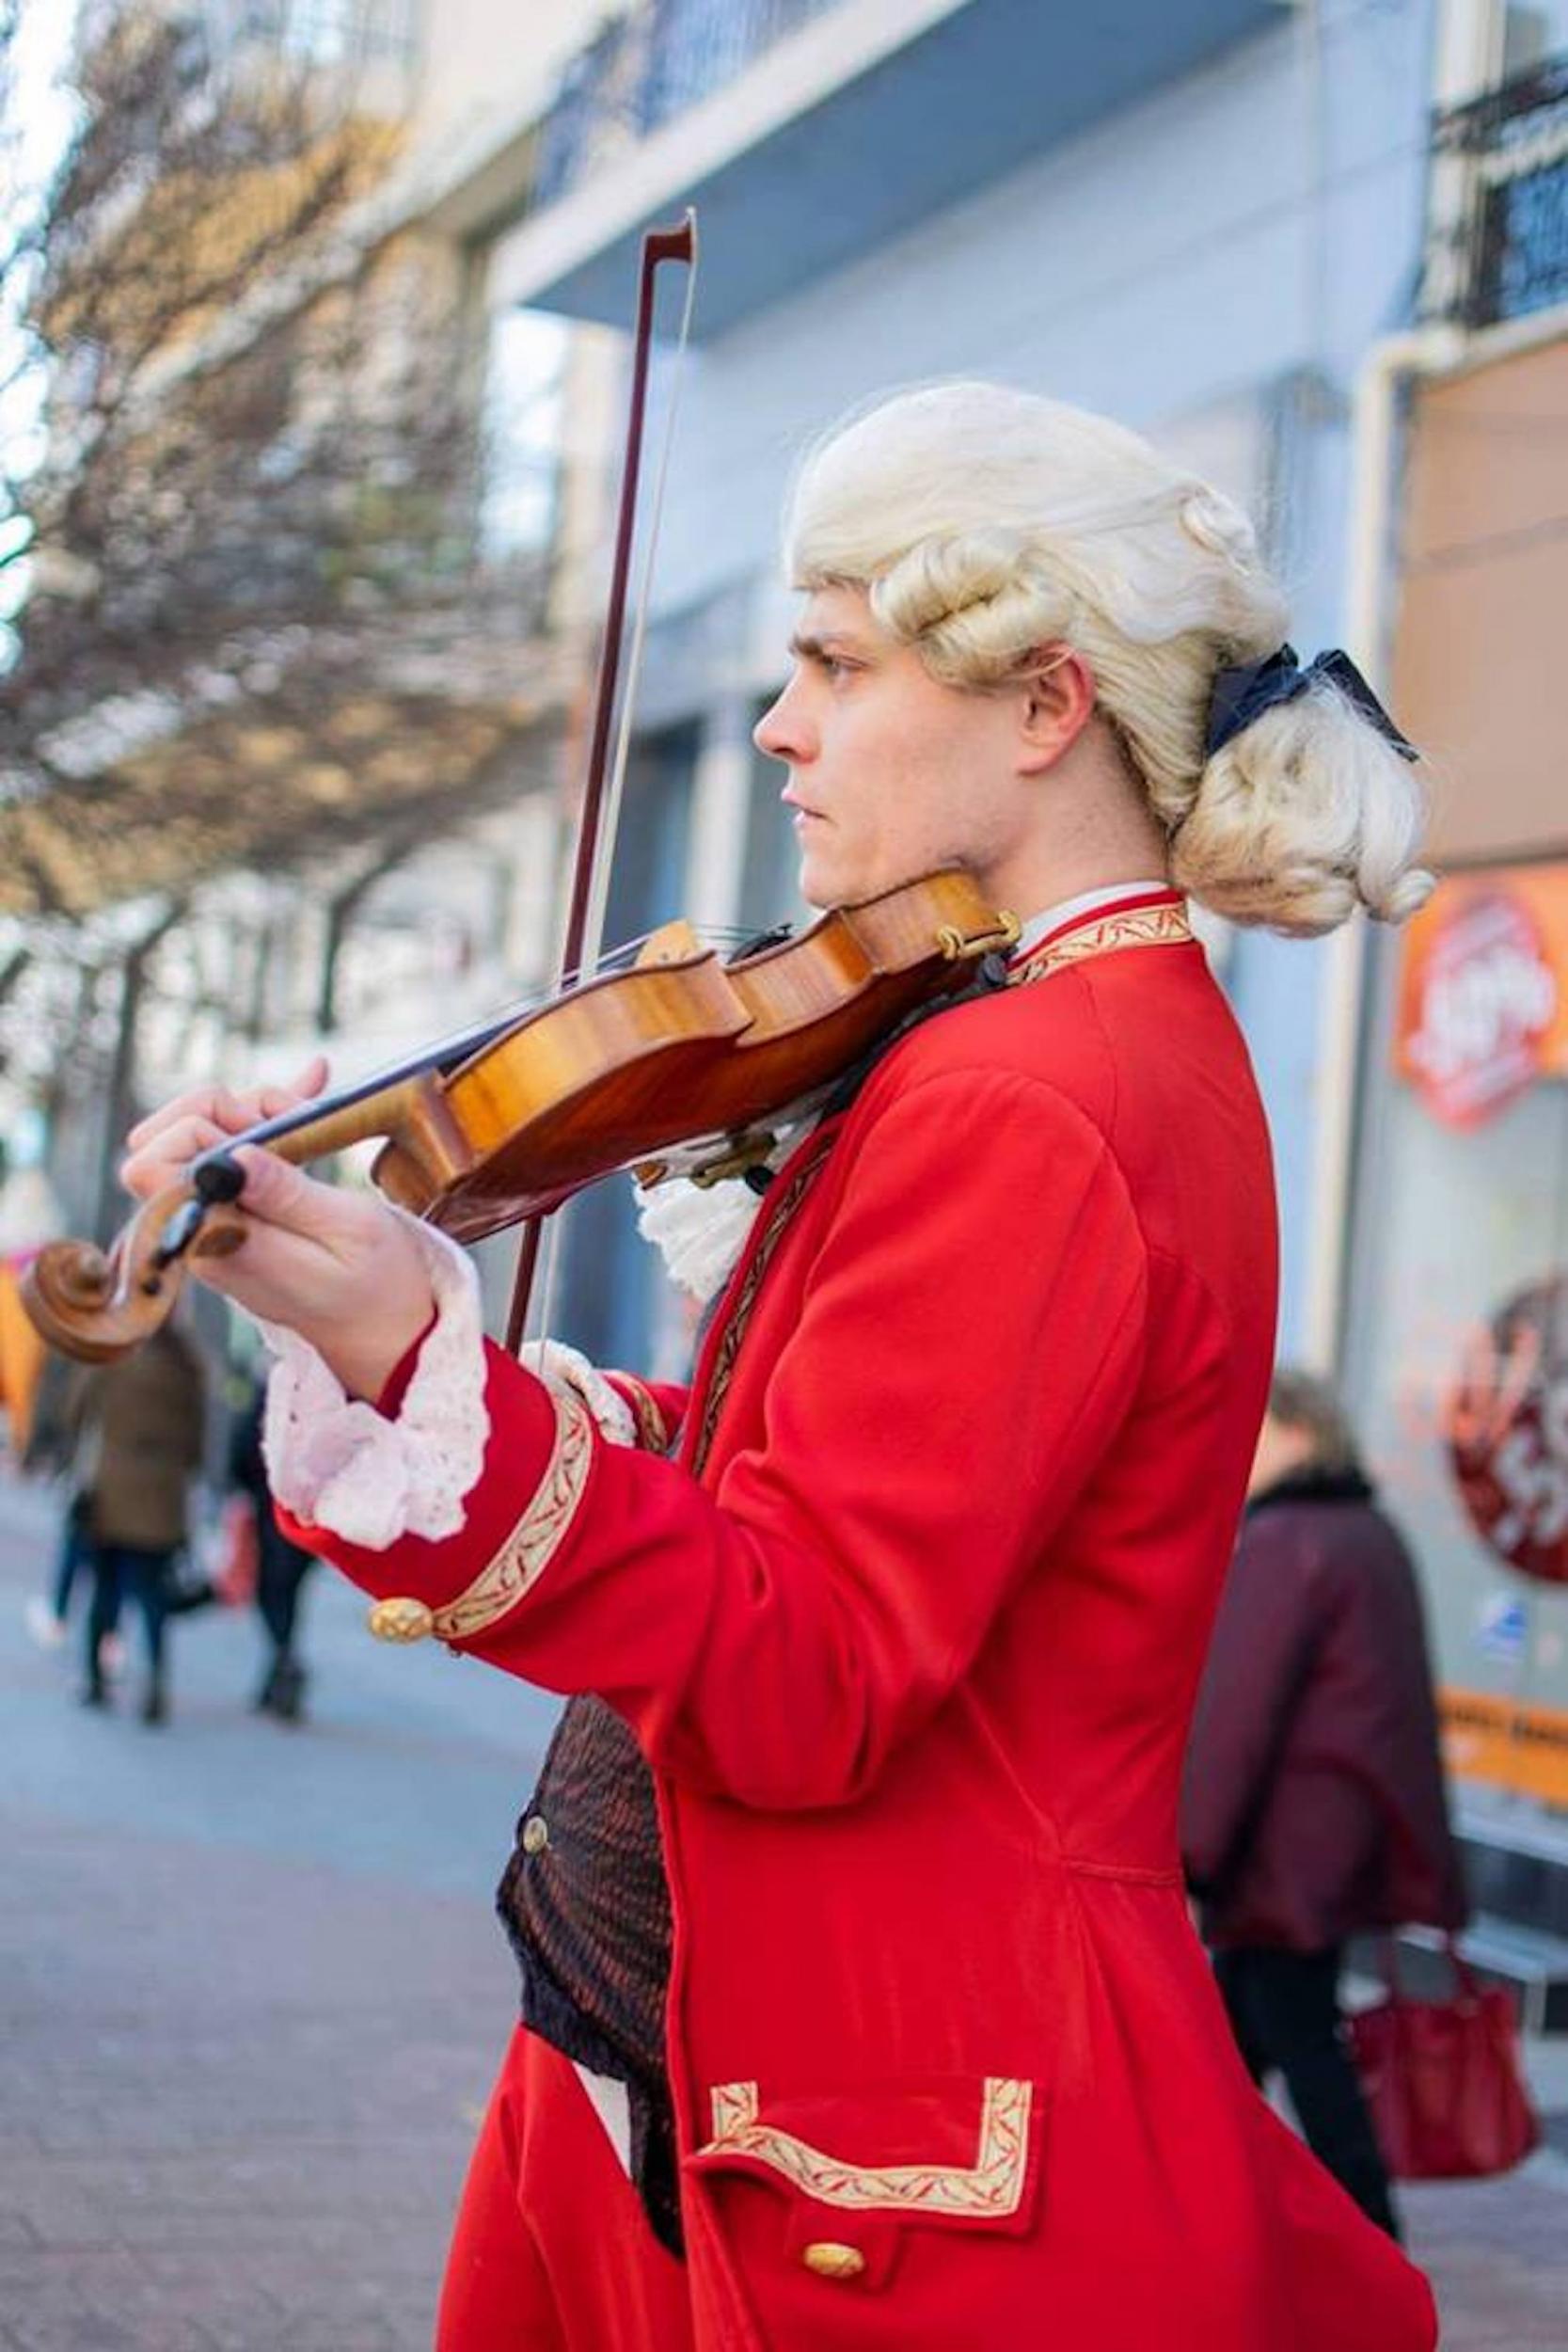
1426, 53, 1568, 329
216, 1, 420, 66
533, 0, 842, 210
492, 0, 1288, 339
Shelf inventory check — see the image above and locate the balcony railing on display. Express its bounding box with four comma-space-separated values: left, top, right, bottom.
1427, 54, 1568, 328
219, 1, 420, 72
532, 0, 842, 211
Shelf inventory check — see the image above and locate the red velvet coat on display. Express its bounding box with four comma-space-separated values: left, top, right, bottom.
283, 894, 1436, 2351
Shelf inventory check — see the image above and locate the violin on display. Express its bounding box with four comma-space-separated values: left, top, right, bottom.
22, 872, 1019, 1364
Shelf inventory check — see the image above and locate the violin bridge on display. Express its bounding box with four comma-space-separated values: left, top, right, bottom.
632, 1128, 778, 1191
635, 920, 704, 967
689, 1131, 778, 1188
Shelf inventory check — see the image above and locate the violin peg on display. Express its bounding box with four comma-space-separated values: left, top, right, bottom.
190, 1205, 250, 1261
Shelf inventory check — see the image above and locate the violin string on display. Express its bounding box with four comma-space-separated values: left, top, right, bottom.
532, 221, 700, 1355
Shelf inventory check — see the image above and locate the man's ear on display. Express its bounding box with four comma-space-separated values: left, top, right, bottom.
1017, 645, 1098, 774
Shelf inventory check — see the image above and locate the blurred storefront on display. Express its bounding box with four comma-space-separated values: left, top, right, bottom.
1346, 61, 1568, 1972
1352, 870, 1568, 1812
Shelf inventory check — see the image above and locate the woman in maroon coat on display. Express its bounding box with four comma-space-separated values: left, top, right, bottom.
121, 386, 1440, 2349
1182, 1368, 1467, 2237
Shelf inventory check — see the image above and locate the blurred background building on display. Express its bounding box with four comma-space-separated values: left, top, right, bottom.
1339, 3, 1568, 2018
1, 0, 1567, 2004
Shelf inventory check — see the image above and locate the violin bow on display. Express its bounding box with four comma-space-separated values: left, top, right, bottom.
503, 211, 699, 1357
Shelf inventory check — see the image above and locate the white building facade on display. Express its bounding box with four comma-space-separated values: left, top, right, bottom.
433, 0, 1446, 1369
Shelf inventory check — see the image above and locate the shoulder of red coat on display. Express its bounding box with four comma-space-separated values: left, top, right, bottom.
867, 963, 1118, 1131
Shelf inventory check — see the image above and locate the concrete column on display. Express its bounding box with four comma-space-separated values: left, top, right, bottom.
501, 794, 566, 985
94, 908, 182, 1244
1425, 0, 1507, 317
681, 694, 754, 938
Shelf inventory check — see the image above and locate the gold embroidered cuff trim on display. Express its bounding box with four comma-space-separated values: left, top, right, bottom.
701, 2078, 1033, 2219
615, 1374, 671, 1454
1009, 900, 1192, 987
368, 1387, 594, 1646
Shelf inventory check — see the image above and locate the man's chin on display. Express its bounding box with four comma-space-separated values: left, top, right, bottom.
797, 855, 842, 911
802, 857, 953, 911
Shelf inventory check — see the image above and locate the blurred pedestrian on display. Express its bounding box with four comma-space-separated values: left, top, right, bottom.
0, 1152, 62, 1463
228, 1379, 316, 1722
19, 1353, 99, 1651
0, 1249, 48, 1463
72, 1321, 207, 1724
1182, 1367, 1467, 2238
24, 1490, 96, 1653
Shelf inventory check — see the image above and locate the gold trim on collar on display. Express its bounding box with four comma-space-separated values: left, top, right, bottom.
368, 1387, 594, 1646
688, 1130, 837, 1483
1009, 899, 1193, 987
701, 2078, 1033, 2219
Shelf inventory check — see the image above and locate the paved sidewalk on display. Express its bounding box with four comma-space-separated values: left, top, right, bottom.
0, 1472, 557, 2351
3, 1469, 1567, 2347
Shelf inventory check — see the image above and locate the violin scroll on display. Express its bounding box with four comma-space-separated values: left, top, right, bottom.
23, 1183, 249, 1365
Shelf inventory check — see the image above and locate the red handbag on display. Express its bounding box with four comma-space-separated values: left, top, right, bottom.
1350, 1937, 1540, 2180
211, 1493, 260, 1606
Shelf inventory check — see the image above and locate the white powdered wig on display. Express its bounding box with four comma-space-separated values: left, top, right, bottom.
784, 382, 1431, 938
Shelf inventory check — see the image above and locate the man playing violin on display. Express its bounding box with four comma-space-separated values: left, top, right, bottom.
122, 383, 1437, 2351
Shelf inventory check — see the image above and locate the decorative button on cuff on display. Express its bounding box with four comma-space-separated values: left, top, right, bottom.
367, 1597, 436, 1644
520, 1815, 550, 1855
800, 2242, 866, 2281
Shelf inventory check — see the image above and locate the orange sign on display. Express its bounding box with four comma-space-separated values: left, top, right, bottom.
1440, 1685, 1568, 1806
1395, 863, 1568, 1128
1446, 1275, 1568, 1586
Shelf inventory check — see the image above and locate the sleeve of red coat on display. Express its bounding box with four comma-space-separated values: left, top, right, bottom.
285, 1069, 1149, 1810
604, 1374, 689, 1451
1180, 1521, 1321, 1892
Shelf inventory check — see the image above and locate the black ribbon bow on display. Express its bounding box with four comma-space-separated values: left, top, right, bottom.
1205, 644, 1418, 763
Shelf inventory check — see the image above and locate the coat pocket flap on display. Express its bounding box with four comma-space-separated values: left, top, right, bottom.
686, 2074, 1040, 2238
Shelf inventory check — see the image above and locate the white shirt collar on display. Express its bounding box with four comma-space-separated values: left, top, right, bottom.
1013, 881, 1173, 960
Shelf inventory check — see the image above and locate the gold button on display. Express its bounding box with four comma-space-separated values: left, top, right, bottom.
521, 1815, 549, 1856
368, 1597, 435, 1644
800, 2242, 865, 2281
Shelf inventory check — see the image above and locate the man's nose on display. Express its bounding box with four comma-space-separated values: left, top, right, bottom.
753, 676, 812, 763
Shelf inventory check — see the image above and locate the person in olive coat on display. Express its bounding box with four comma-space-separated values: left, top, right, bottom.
1181, 1368, 1466, 2238
71, 1321, 207, 1724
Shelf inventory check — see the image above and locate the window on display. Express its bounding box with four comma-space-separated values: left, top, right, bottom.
481, 310, 569, 564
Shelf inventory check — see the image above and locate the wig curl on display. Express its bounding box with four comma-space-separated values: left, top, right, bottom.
784, 383, 1430, 936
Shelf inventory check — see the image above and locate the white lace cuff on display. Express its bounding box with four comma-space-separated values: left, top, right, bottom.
259, 1212, 488, 1550
517, 1340, 638, 1449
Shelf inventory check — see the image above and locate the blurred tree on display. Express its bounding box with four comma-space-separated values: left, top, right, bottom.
0, 4, 563, 1234
0, 1, 546, 920
5, 7, 363, 703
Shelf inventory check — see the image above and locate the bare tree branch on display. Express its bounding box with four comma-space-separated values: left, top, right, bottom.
2, 6, 494, 776
0, 6, 565, 1170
